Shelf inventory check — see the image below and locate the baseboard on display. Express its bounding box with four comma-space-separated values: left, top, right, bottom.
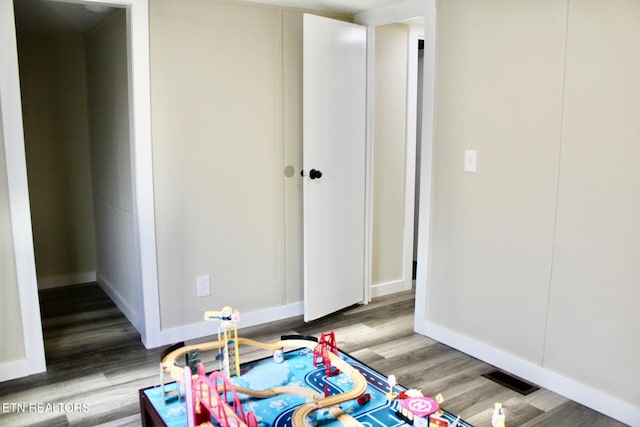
371, 279, 412, 298
157, 301, 304, 348
0, 357, 45, 383
418, 320, 640, 427
96, 273, 139, 332
38, 271, 97, 289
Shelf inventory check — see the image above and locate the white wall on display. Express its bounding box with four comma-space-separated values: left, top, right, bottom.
85, 10, 139, 329
18, 34, 97, 289
372, 23, 408, 289
418, 0, 640, 424
0, 104, 26, 363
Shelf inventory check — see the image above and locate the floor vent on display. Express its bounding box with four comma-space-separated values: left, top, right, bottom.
482, 370, 540, 395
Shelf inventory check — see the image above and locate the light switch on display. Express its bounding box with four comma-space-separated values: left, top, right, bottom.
196, 275, 211, 297
464, 149, 477, 172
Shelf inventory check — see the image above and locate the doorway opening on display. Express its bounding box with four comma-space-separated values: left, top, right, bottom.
13, 0, 138, 363
413, 38, 425, 281
370, 17, 424, 300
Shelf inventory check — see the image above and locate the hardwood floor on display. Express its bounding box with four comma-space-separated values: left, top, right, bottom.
0, 283, 627, 426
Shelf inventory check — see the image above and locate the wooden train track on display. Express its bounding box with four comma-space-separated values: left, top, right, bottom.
162, 337, 368, 427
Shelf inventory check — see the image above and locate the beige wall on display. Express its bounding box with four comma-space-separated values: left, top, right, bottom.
0, 105, 26, 363
544, 0, 640, 406
85, 10, 138, 326
149, 0, 351, 330
428, 0, 639, 409
429, 0, 565, 363
150, 0, 288, 328
372, 23, 408, 286
18, 34, 97, 286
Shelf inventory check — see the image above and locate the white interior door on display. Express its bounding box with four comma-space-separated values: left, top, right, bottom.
303, 14, 367, 322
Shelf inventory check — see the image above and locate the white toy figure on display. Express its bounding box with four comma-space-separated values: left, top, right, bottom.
492, 402, 506, 427
387, 374, 398, 400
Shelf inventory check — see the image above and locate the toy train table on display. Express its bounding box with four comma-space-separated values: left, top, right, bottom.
139, 330, 472, 427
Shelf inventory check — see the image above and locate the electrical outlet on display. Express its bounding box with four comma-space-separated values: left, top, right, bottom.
196, 275, 210, 298
464, 149, 477, 172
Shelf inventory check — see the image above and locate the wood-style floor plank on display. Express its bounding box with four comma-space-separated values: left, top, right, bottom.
0, 283, 627, 426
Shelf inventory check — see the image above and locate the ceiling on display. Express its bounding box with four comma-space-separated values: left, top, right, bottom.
13, 0, 116, 33
13, 0, 411, 34
246, 0, 407, 15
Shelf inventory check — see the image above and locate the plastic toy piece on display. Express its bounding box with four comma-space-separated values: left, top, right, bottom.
313, 331, 340, 376
387, 374, 398, 400
185, 363, 258, 427
394, 393, 439, 427
273, 347, 285, 363
434, 393, 446, 418
492, 402, 506, 427
429, 415, 450, 427
184, 366, 195, 427
204, 306, 240, 323
193, 370, 246, 426
357, 393, 371, 406
204, 306, 240, 377
186, 349, 201, 373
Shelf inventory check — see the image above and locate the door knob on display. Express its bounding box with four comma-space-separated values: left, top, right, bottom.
310, 169, 323, 180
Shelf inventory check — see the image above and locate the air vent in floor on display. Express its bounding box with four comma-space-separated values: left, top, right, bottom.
482, 369, 540, 395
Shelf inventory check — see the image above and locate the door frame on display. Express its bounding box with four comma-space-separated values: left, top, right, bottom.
401, 23, 424, 295
0, 0, 45, 380
356, 0, 434, 302
0, 0, 161, 381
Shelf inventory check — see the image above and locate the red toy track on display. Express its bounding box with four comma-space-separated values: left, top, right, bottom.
313, 332, 340, 376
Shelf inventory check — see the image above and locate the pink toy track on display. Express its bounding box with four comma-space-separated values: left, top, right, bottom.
192, 371, 247, 427
246, 411, 258, 427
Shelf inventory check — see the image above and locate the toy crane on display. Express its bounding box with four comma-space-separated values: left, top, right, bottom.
204, 306, 240, 377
